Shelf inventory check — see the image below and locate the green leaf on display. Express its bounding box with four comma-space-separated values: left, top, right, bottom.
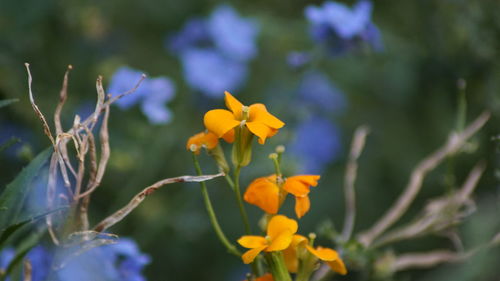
0, 206, 67, 249
0, 147, 53, 230
0, 99, 19, 109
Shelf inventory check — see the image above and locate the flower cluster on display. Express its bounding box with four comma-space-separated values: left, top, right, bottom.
168, 5, 259, 98
107, 66, 176, 124
186, 91, 346, 281
305, 0, 382, 55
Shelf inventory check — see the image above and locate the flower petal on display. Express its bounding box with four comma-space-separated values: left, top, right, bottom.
326, 259, 348, 275
283, 178, 309, 197
224, 91, 243, 119
222, 128, 235, 143
186, 131, 219, 154
294, 175, 320, 187
249, 104, 285, 129
242, 246, 267, 264
238, 236, 267, 248
246, 121, 273, 144
204, 109, 240, 138
283, 235, 308, 273
305, 245, 338, 261
295, 196, 311, 218
267, 215, 298, 240
266, 230, 293, 252
244, 176, 280, 214
283, 175, 320, 197
254, 273, 274, 281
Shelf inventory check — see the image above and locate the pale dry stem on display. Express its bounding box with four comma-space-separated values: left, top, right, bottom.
358, 112, 490, 247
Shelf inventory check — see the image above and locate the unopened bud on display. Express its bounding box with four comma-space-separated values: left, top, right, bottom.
275, 145, 285, 154
268, 153, 278, 160
189, 144, 198, 152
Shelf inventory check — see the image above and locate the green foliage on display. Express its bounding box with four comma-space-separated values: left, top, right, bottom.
0, 147, 52, 231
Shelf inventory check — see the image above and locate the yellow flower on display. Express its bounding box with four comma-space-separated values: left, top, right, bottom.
282, 236, 347, 275
305, 245, 347, 275
204, 91, 285, 144
282, 235, 308, 273
243, 174, 320, 218
186, 131, 219, 155
237, 215, 298, 264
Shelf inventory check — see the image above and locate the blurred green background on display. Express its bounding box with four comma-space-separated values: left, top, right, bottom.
1, 0, 499, 280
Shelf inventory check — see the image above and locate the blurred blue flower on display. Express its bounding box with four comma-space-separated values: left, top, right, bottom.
108, 67, 175, 124
27, 246, 53, 281
167, 5, 259, 98
0, 247, 14, 270
290, 116, 342, 173
180, 48, 247, 97
305, 0, 382, 54
208, 5, 259, 62
297, 71, 347, 113
58, 238, 150, 281
0, 122, 34, 158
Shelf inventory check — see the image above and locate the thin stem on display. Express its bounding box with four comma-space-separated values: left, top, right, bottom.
192, 153, 241, 257
266, 252, 292, 281
234, 165, 252, 234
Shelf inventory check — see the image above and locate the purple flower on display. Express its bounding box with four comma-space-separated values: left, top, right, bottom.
290, 116, 342, 173
107, 67, 175, 124
56, 238, 151, 281
208, 5, 259, 62
305, 0, 382, 54
180, 48, 247, 98
297, 71, 346, 113
0, 246, 52, 281
167, 5, 259, 97
168, 18, 211, 54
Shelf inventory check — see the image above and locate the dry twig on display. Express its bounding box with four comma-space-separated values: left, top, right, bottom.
93, 173, 225, 232
358, 112, 490, 247
341, 126, 370, 241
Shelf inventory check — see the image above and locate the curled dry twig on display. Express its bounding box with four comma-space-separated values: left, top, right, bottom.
341, 125, 370, 241
358, 111, 490, 247
93, 173, 225, 232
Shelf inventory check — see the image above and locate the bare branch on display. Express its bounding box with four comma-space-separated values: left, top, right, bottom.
392, 250, 460, 271
46, 153, 61, 245
358, 112, 490, 247
93, 173, 225, 232
372, 161, 486, 248
77, 103, 110, 199
341, 125, 370, 241
25, 63, 55, 145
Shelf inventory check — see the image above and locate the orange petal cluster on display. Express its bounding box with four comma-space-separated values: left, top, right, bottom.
237, 215, 298, 264
204, 92, 285, 144
282, 235, 347, 275
186, 131, 219, 154
243, 174, 320, 218
245, 273, 274, 281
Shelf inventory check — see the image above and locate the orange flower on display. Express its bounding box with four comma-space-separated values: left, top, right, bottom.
305, 245, 347, 275
186, 131, 219, 154
245, 273, 274, 281
282, 175, 320, 218
243, 174, 320, 218
282, 236, 347, 275
237, 215, 298, 264
204, 91, 285, 144
282, 235, 308, 273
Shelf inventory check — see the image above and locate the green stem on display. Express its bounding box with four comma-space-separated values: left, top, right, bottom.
224, 173, 235, 190
192, 153, 241, 257
266, 252, 292, 281
234, 165, 252, 234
